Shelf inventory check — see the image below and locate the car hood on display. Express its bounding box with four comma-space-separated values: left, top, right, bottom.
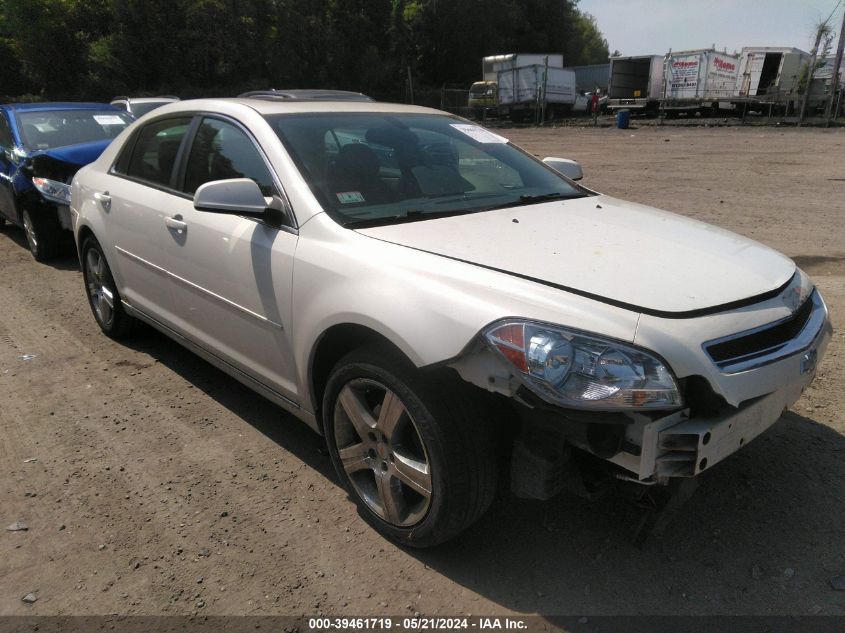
33, 139, 113, 167
28, 139, 113, 184
355, 195, 796, 317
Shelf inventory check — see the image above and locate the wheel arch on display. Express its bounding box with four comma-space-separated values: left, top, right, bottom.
307, 322, 417, 425
76, 223, 97, 252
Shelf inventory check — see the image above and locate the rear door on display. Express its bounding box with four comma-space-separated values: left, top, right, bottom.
161, 115, 300, 400
101, 116, 193, 325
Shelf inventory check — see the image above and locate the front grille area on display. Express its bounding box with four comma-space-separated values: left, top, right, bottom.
705, 292, 815, 370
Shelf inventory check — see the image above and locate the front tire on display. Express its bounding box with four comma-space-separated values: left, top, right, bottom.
22, 207, 61, 261
322, 345, 497, 547
81, 236, 137, 338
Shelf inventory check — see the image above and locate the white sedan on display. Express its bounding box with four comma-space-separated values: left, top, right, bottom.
70, 97, 832, 546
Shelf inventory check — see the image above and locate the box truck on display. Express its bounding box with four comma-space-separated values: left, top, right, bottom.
469, 54, 565, 118
662, 49, 740, 115
607, 55, 664, 114
497, 65, 577, 122
481, 53, 564, 80
734, 47, 810, 112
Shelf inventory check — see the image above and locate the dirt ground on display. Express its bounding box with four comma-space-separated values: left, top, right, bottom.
1, 125, 844, 622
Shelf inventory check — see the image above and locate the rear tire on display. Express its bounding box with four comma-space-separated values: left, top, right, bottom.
322, 345, 497, 547
81, 235, 137, 338
22, 207, 61, 262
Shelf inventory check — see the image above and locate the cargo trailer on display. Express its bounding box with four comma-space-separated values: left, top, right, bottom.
497, 65, 577, 122
482, 53, 564, 81
470, 54, 565, 119
807, 56, 845, 113
607, 55, 664, 114
733, 47, 809, 112
566, 63, 611, 93
662, 49, 740, 114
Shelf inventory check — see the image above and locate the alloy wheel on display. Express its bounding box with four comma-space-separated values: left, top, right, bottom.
85, 248, 115, 327
22, 211, 38, 255
332, 378, 432, 527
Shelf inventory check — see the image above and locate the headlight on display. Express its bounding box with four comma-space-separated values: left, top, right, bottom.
484, 320, 682, 410
32, 177, 71, 205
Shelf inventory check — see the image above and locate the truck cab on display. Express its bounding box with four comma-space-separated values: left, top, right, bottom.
468, 81, 498, 119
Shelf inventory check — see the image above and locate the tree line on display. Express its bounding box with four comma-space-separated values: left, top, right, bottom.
0, 0, 609, 103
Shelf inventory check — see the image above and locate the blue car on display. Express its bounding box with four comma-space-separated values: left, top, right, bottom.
0, 102, 133, 261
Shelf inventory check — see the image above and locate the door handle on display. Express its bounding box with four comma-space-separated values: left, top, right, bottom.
93, 191, 111, 211
165, 216, 187, 233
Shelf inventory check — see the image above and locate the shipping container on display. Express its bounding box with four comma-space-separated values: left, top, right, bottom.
607, 55, 664, 114
662, 49, 740, 114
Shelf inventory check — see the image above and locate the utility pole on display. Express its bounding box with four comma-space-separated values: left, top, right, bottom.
825, 10, 845, 124
540, 55, 549, 125
407, 65, 414, 105
798, 24, 826, 126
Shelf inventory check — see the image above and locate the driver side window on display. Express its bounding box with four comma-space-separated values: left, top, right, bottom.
182, 118, 275, 196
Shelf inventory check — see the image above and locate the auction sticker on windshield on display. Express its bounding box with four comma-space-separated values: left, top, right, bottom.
93, 115, 126, 125
336, 191, 365, 204
450, 124, 508, 144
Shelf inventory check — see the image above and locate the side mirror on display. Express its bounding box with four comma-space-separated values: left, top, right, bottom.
543, 157, 583, 181
194, 178, 271, 217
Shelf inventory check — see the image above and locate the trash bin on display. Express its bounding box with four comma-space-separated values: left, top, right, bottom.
616, 109, 630, 129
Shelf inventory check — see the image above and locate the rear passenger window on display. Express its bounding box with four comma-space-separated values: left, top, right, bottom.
120, 118, 191, 188
183, 118, 275, 196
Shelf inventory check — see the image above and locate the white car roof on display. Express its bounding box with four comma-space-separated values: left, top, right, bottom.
157, 98, 446, 117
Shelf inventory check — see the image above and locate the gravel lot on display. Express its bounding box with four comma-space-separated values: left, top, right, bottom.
1, 125, 844, 621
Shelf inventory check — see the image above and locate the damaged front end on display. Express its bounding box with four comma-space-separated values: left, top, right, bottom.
449, 295, 832, 504
27, 152, 78, 230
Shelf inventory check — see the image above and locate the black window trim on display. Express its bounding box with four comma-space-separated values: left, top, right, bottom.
110, 111, 298, 231
179, 111, 297, 230
109, 114, 195, 200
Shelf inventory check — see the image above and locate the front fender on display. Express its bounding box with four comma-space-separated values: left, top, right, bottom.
291, 214, 640, 413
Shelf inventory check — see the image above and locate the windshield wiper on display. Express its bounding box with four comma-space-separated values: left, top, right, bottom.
519, 192, 569, 203
480, 192, 584, 212
342, 193, 586, 228
344, 208, 483, 229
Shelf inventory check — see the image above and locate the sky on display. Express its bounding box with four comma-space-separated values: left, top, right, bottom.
577, 0, 844, 57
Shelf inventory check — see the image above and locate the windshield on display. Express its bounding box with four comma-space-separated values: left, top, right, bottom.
266, 112, 590, 227
17, 109, 133, 151
470, 84, 495, 96
131, 101, 172, 117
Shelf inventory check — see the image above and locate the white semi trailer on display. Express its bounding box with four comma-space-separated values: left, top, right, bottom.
662, 49, 740, 115
607, 55, 664, 115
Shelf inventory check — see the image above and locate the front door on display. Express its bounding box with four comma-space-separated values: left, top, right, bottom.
163, 116, 299, 400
